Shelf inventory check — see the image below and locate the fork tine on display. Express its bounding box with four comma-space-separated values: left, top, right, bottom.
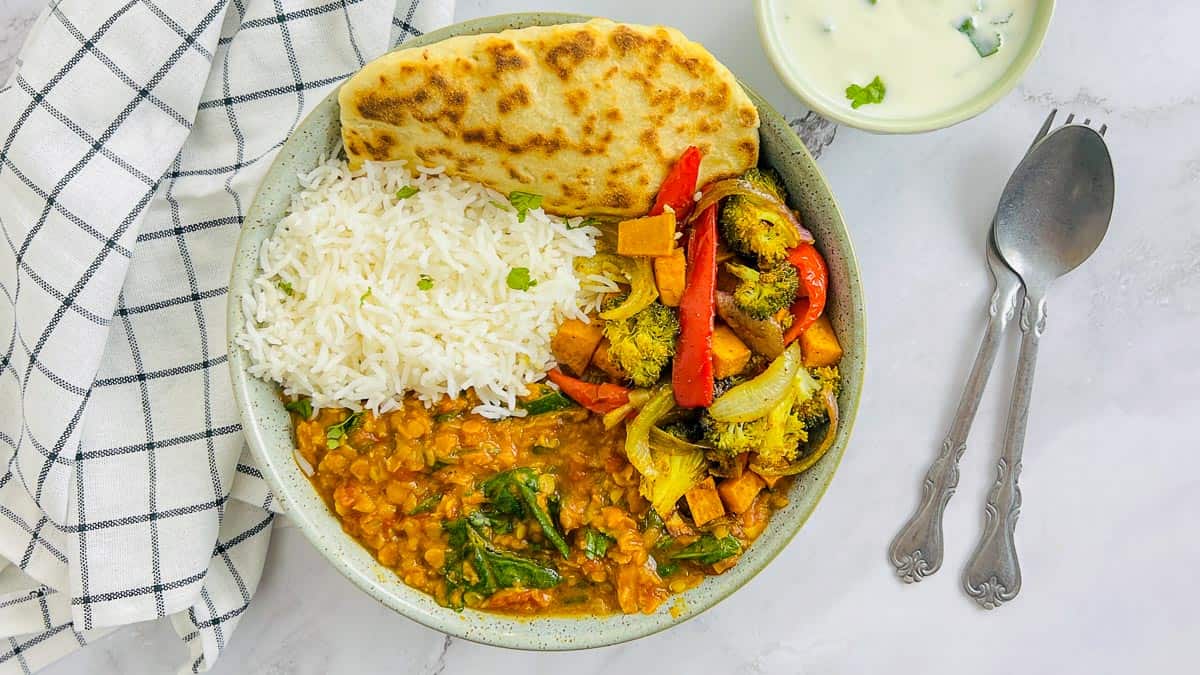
1025, 109, 1057, 155
1064, 112, 1107, 138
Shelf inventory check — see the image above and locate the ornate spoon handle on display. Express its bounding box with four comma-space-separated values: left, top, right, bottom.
962, 293, 1046, 608
889, 272, 1021, 582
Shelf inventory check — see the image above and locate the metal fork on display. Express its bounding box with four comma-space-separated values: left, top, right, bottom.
887, 110, 1056, 584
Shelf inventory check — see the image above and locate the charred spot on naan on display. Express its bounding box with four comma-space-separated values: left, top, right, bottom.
609, 25, 696, 74
501, 160, 534, 183
541, 29, 604, 80
564, 88, 589, 116
497, 85, 532, 114
609, 25, 650, 55
486, 41, 529, 73
352, 72, 469, 131
601, 186, 634, 210
344, 127, 399, 162
737, 139, 757, 165
639, 129, 666, 161
457, 125, 573, 158
461, 128, 499, 145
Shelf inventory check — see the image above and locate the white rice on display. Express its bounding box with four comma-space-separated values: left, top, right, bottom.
236, 157, 603, 418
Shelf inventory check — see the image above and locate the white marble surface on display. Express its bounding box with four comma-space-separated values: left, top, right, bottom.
3, 0, 1197, 673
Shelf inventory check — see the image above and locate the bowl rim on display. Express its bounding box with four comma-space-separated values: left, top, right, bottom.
227, 11, 866, 650
753, 0, 1055, 134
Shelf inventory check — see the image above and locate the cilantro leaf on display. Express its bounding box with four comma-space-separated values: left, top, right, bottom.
417, 274, 434, 291
582, 528, 615, 560
506, 267, 537, 291
507, 191, 543, 223
573, 216, 601, 230
518, 390, 573, 415
845, 75, 886, 109
359, 288, 371, 306
958, 16, 1002, 57
324, 411, 363, 449
276, 279, 294, 296
408, 494, 441, 515
284, 398, 313, 420
668, 534, 741, 565
396, 185, 420, 200
656, 560, 680, 576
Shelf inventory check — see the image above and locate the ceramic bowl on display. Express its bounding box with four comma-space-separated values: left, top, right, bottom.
755, 0, 1055, 133
228, 12, 865, 650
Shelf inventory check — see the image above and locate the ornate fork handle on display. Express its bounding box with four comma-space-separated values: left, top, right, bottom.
962, 293, 1046, 608
889, 271, 1021, 582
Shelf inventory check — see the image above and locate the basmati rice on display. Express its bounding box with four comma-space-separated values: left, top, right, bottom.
236, 158, 603, 418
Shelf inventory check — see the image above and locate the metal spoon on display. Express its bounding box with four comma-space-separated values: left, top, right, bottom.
962, 124, 1115, 608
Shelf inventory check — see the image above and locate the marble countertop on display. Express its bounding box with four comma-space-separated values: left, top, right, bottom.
4, 0, 1196, 672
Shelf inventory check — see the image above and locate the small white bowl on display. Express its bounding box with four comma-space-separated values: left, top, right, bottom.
755, 0, 1055, 133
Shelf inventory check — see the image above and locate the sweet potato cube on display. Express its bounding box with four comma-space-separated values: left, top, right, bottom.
664, 510, 695, 537
711, 554, 740, 574
617, 212, 677, 257
800, 315, 843, 367
717, 472, 765, 515
757, 472, 783, 489
653, 247, 686, 307
684, 477, 725, 526
551, 319, 604, 375
591, 339, 627, 380
711, 324, 751, 379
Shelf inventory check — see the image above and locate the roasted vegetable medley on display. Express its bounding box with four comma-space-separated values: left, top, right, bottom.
553, 146, 844, 482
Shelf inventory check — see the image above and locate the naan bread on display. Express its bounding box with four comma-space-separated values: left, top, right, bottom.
339, 19, 759, 217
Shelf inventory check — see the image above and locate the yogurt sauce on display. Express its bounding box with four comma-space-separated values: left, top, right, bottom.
767, 0, 1038, 119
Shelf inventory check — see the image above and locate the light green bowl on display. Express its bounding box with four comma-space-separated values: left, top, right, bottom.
228, 12, 865, 650
755, 0, 1055, 133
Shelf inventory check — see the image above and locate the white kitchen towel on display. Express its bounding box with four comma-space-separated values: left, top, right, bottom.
0, 0, 452, 672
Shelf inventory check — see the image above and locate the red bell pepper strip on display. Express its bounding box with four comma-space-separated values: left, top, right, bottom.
783, 243, 829, 345
649, 146, 702, 223
546, 368, 630, 414
672, 204, 717, 408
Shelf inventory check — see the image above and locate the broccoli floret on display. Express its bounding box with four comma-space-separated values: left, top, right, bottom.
795, 366, 840, 425
602, 300, 679, 387
699, 377, 752, 455
712, 376, 743, 398
700, 368, 836, 465
726, 261, 800, 320
744, 167, 786, 199
700, 414, 764, 456
700, 405, 808, 462
660, 418, 704, 444
719, 168, 801, 264
753, 394, 810, 468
